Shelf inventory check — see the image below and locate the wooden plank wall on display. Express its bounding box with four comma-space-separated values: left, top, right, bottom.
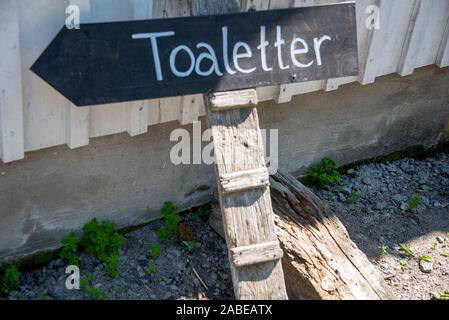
1, 0, 449, 163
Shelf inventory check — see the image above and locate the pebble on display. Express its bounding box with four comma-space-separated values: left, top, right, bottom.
342, 186, 352, 195
436, 236, 444, 244
347, 169, 356, 176
192, 278, 200, 287
393, 194, 405, 202
362, 177, 372, 185
48, 287, 64, 299
375, 201, 387, 211
419, 260, 433, 274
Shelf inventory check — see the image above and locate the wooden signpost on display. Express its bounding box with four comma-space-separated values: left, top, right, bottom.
31, 0, 359, 300
31, 3, 358, 106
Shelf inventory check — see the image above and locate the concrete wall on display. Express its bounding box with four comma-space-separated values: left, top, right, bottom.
1, 65, 449, 264
267, 66, 449, 175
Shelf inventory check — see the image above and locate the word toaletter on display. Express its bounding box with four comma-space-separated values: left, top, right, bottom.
133, 26, 333, 81
32, 4, 358, 106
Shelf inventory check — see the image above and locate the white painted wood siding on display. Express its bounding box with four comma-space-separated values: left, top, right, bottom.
1, 0, 448, 162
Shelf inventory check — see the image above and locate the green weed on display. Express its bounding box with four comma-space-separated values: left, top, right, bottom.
186, 240, 196, 253
408, 194, 423, 211
418, 255, 433, 263
192, 205, 210, 221
0, 265, 21, 294
157, 202, 180, 242
308, 157, 341, 188
433, 291, 449, 300
379, 244, 388, 255
35, 292, 47, 300
150, 243, 161, 260
80, 275, 106, 300
398, 244, 417, 258
176, 223, 194, 242
60, 232, 80, 265
396, 259, 408, 272
114, 286, 126, 299
81, 219, 124, 277
146, 263, 156, 276
348, 191, 361, 204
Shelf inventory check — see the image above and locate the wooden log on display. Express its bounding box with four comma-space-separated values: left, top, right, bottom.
209, 171, 394, 300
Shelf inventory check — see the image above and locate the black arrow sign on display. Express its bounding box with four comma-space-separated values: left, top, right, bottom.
31, 4, 358, 107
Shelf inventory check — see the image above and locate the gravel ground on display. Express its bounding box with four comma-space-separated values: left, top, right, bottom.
6, 215, 234, 300
3, 152, 449, 300
312, 152, 449, 300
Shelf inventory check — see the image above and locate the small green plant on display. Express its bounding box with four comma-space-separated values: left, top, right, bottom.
396, 259, 408, 272
433, 290, 449, 300
80, 275, 94, 290
81, 218, 124, 277
146, 263, 156, 276
192, 205, 210, 222
432, 242, 438, 250
150, 243, 161, 260
348, 191, 361, 204
186, 240, 196, 253
60, 232, 80, 265
308, 157, 341, 188
418, 255, 433, 263
157, 202, 180, 242
35, 292, 47, 300
114, 286, 126, 299
398, 244, 417, 258
1, 265, 21, 294
379, 244, 388, 255
157, 228, 172, 241
441, 252, 449, 258
176, 223, 194, 242
104, 255, 120, 277
86, 285, 107, 300
80, 275, 106, 300
408, 194, 423, 211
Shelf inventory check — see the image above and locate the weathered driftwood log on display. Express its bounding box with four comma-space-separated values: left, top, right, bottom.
209, 171, 394, 300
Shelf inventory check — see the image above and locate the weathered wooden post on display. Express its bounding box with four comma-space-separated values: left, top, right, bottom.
205, 90, 288, 299
190, 0, 289, 300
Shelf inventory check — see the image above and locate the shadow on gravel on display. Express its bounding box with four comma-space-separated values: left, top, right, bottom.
335, 208, 449, 260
